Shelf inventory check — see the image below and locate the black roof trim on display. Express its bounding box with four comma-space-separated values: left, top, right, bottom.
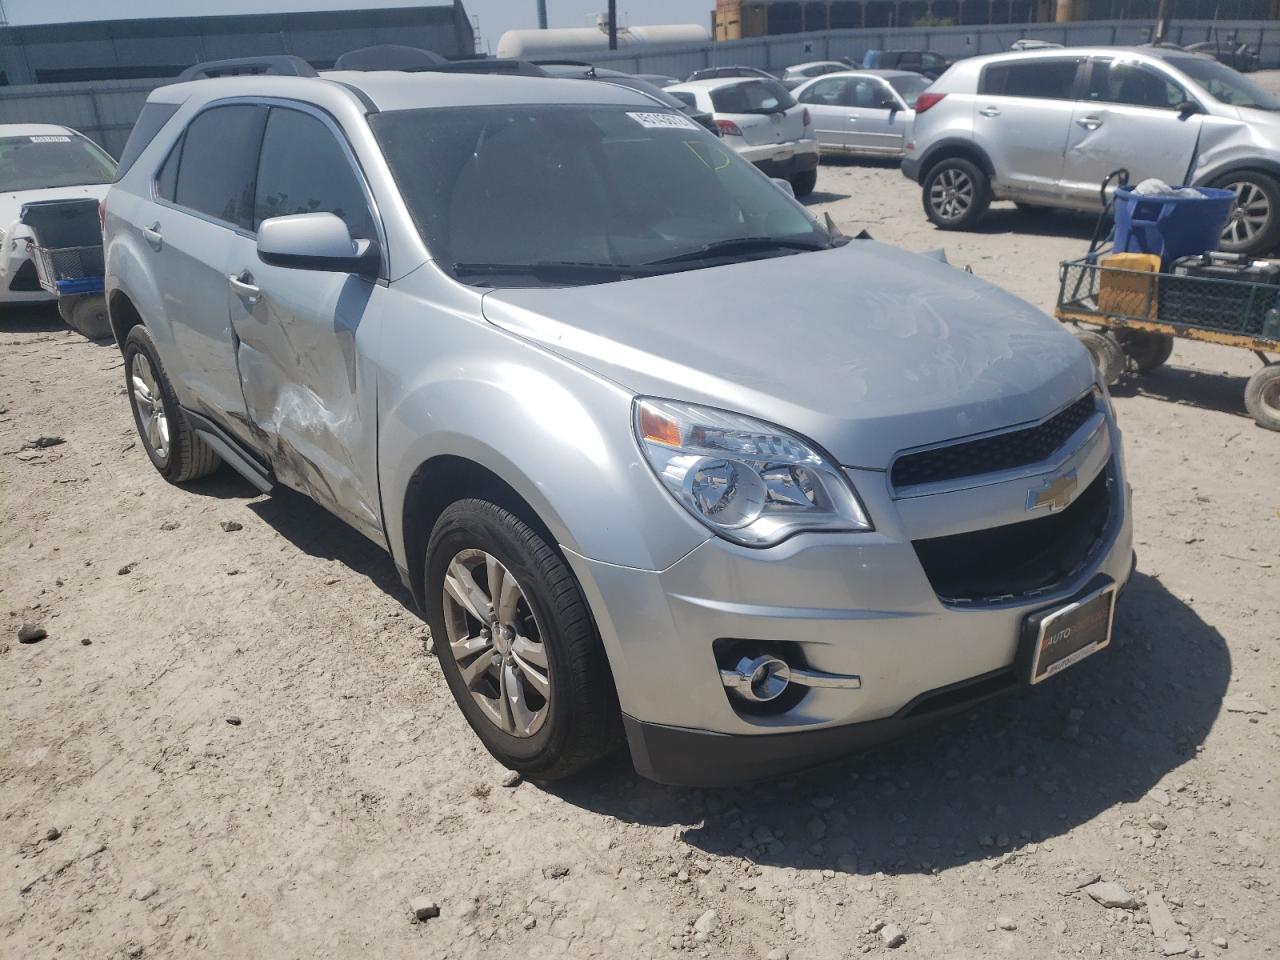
175, 55, 318, 83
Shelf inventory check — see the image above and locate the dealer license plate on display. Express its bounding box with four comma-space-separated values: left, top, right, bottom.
1021, 580, 1116, 684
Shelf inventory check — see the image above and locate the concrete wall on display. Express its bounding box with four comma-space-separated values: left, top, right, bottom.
1, 18, 1277, 157
580, 18, 1280, 76
0, 5, 473, 86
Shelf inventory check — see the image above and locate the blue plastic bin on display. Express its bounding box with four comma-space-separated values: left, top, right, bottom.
1112, 186, 1236, 269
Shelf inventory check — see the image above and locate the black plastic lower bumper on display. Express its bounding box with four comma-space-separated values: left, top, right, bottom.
901, 155, 921, 182
752, 150, 819, 181
624, 667, 1018, 787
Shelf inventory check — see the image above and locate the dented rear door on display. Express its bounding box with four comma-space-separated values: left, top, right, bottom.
227, 104, 385, 542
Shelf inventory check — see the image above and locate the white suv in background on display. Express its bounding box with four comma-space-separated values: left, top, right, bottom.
902, 47, 1280, 255
667, 76, 820, 196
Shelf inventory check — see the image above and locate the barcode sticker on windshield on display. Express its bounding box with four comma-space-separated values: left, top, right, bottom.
627, 112, 699, 131
29, 135, 72, 142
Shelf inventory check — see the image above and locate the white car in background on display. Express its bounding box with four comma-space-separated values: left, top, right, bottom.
780, 60, 849, 89
793, 69, 933, 158
666, 76, 820, 196
1, 123, 116, 305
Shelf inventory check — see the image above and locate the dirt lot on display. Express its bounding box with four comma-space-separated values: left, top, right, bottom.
3, 89, 1278, 960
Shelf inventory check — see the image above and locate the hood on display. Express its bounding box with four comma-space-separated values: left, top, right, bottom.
0, 183, 110, 229
481, 242, 1096, 468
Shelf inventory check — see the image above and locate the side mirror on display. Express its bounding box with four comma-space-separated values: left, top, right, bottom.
770, 177, 796, 198
257, 212, 380, 277
1176, 99, 1203, 119
879, 98, 900, 112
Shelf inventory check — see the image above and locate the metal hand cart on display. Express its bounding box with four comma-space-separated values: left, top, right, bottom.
1054, 169, 1280, 432
19, 198, 111, 339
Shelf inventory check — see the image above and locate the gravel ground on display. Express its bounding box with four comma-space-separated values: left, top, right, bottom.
3, 79, 1278, 960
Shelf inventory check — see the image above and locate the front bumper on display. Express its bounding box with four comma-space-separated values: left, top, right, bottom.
566, 409, 1133, 786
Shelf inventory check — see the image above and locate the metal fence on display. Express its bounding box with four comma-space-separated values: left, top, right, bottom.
2, 18, 1278, 156
581, 18, 1280, 77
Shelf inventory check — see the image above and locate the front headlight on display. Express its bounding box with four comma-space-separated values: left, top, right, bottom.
633, 397, 872, 547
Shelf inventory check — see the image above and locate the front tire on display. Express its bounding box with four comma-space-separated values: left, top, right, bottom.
123, 325, 220, 482
922, 157, 991, 230
425, 499, 621, 780
1213, 171, 1280, 257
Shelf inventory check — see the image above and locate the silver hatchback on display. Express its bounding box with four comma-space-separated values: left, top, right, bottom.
904, 46, 1280, 255
104, 59, 1132, 786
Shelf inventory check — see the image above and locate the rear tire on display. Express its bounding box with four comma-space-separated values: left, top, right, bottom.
1074, 329, 1125, 386
425, 498, 622, 781
1244, 362, 1280, 431
1213, 170, 1280, 257
1120, 331, 1175, 374
790, 169, 817, 198
58, 294, 112, 340
123, 325, 220, 482
922, 157, 991, 230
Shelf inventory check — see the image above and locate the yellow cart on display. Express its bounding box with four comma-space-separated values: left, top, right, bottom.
1056, 256, 1280, 431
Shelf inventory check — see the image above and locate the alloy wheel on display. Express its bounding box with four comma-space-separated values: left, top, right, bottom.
1222, 180, 1271, 246
130, 352, 170, 461
441, 549, 551, 738
929, 168, 974, 222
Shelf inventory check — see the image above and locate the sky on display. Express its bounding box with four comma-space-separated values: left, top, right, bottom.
0, 1, 713, 53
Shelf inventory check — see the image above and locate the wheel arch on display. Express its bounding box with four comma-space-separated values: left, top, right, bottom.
401, 454, 563, 614
107, 288, 145, 350
917, 138, 995, 184
1193, 159, 1280, 188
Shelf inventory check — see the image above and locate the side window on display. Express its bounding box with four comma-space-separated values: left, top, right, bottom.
922, 52, 946, 68
981, 59, 1081, 100
253, 108, 375, 239
1086, 60, 1186, 109
115, 102, 179, 181
799, 77, 848, 105
173, 104, 266, 228
155, 135, 182, 201
668, 90, 696, 109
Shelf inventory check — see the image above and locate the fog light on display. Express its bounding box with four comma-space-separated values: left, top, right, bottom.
721, 655, 791, 704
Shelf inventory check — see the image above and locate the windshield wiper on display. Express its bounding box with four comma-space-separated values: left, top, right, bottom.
452, 261, 659, 283
646, 236, 830, 266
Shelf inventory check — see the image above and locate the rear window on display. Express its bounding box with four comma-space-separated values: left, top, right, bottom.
114, 102, 179, 180
711, 79, 797, 115
980, 59, 1080, 100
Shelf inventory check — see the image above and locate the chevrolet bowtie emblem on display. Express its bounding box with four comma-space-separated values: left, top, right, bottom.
1027, 470, 1078, 513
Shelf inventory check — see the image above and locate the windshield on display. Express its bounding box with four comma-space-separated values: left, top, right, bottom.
371, 103, 828, 288
711, 79, 797, 114
1164, 55, 1280, 109
888, 74, 933, 107
0, 134, 117, 192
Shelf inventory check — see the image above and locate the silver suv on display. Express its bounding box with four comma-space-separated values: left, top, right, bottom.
104, 57, 1133, 786
904, 47, 1280, 255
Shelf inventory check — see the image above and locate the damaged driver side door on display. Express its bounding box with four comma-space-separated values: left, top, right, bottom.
226, 103, 386, 542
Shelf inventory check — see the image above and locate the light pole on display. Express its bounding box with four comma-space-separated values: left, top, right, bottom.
537, 0, 547, 29
608, 0, 618, 49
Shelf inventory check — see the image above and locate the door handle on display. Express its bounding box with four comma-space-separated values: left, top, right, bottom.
979, 106, 1001, 117
1076, 116, 1103, 130
228, 273, 261, 304
142, 223, 163, 251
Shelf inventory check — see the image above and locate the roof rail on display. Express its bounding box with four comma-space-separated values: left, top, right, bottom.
175, 55, 318, 83
333, 45, 446, 72
420, 58, 549, 77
